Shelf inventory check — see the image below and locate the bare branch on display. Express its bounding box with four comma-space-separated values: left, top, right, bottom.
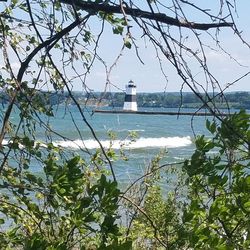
60, 0, 233, 30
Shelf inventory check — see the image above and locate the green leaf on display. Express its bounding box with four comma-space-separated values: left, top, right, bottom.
244, 201, 250, 210
30, 36, 36, 44
208, 120, 216, 133
112, 26, 123, 35
11, 0, 18, 5
124, 39, 132, 49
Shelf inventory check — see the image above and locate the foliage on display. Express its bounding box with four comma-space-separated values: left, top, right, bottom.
123, 110, 250, 249
0, 149, 132, 249
128, 175, 186, 249
0, 0, 250, 249
183, 110, 250, 249
1, 110, 250, 249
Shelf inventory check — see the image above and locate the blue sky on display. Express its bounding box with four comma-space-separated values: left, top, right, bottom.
1, 1, 250, 93
83, 1, 250, 93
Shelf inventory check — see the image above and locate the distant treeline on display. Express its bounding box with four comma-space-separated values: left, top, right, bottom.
87, 91, 250, 109
1, 90, 250, 109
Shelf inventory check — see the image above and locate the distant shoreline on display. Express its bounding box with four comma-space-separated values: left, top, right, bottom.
1, 91, 250, 110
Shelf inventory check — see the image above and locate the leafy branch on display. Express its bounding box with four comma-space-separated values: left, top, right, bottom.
60, 0, 233, 30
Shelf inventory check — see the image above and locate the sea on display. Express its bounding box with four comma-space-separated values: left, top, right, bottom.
3, 106, 222, 188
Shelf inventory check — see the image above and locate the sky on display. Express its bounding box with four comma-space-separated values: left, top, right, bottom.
83, 1, 250, 93
1, 1, 250, 93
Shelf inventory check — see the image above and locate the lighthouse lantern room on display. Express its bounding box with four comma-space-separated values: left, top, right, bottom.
123, 80, 137, 111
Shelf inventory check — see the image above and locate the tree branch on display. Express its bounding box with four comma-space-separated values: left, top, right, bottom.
0, 17, 86, 148
60, 0, 233, 30
17, 18, 82, 82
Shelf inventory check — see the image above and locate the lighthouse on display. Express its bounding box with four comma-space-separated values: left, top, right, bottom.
123, 80, 137, 111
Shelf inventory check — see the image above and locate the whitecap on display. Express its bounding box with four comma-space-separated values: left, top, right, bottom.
2, 139, 9, 146
53, 136, 192, 150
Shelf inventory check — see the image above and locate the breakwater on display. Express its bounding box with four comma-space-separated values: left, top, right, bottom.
94, 109, 229, 116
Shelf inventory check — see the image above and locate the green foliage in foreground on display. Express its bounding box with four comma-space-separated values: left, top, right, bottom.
182, 110, 250, 249
0, 153, 130, 249
0, 110, 250, 249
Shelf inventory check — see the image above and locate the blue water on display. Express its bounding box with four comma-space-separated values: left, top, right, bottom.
4, 106, 216, 185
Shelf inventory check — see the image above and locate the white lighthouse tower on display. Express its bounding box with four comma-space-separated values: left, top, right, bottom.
123, 80, 137, 111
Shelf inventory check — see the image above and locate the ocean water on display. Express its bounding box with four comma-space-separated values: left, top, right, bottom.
3, 106, 214, 185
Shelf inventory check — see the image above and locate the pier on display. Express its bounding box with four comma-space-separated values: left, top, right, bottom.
94, 109, 229, 117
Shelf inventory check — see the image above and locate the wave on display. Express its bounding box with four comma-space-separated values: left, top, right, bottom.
2, 139, 8, 146
3, 136, 192, 150
53, 136, 192, 150
114, 129, 145, 132
128, 129, 145, 132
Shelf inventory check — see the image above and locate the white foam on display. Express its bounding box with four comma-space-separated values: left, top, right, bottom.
2, 139, 9, 146
53, 136, 192, 150
2, 136, 192, 150
128, 129, 145, 132
2, 139, 47, 149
